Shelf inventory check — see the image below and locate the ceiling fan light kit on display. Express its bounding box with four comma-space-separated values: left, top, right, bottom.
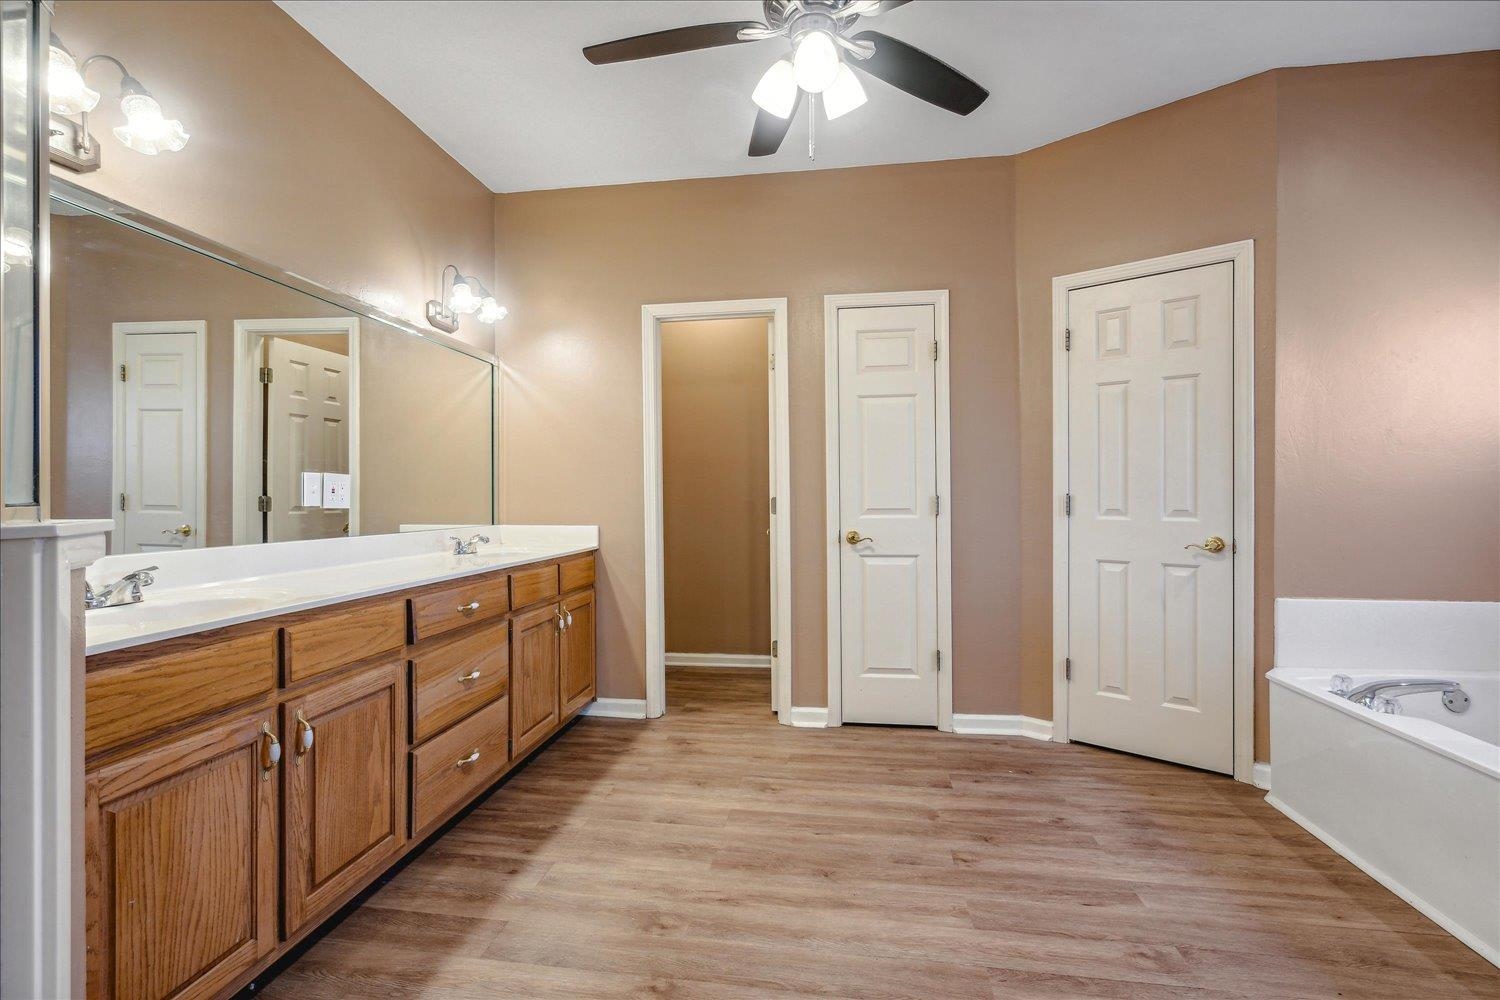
583, 1, 988, 157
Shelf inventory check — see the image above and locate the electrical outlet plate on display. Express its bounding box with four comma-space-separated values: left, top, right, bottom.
322, 472, 351, 510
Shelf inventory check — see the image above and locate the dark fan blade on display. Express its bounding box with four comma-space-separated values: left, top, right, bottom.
749, 91, 804, 157
583, 22, 764, 65
848, 30, 988, 115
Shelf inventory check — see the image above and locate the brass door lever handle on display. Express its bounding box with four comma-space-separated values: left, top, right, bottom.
1184, 536, 1227, 554
845, 530, 873, 545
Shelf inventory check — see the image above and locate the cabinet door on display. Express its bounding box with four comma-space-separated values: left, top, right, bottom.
560, 588, 597, 718
85, 708, 279, 1000
282, 660, 407, 935
511, 603, 562, 757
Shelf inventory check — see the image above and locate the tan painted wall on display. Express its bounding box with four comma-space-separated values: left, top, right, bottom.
50, 0, 496, 352
1013, 74, 1281, 755
49, 212, 493, 546
495, 157, 1019, 710
661, 318, 771, 656
1274, 53, 1500, 603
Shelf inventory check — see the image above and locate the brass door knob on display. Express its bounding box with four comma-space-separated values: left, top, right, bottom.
1185, 536, 1227, 554
161, 524, 193, 538
845, 530, 873, 545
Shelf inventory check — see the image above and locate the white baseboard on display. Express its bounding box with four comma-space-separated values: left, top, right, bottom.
666, 652, 771, 669
581, 698, 648, 720
782, 706, 829, 728
951, 714, 1054, 741
1252, 762, 1272, 790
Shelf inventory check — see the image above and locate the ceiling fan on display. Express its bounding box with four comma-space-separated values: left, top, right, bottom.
583, 1, 989, 157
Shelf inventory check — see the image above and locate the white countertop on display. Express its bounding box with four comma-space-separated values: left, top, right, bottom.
85, 524, 597, 656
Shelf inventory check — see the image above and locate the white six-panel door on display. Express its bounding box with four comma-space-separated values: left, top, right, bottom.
265, 337, 351, 542
836, 304, 940, 725
116, 327, 205, 553
1066, 262, 1236, 773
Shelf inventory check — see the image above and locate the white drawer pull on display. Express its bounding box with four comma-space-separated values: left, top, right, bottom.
458, 601, 481, 613
456, 749, 480, 767
458, 669, 482, 684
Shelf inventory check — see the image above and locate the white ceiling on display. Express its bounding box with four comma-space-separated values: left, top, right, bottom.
276, 0, 1500, 193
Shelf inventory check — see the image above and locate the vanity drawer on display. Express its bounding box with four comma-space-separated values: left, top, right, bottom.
411, 695, 510, 835
509, 564, 559, 610
283, 598, 406, 684
409, 573, 508, 643
559, 553, 595, 594
411, 621, 509, 742
86, 630, 278, 757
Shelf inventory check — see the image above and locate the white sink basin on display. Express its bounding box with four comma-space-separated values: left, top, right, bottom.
86, 588, 297, 639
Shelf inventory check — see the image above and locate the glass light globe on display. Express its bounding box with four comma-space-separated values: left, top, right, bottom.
477, 298, 508, 324
48, 45, 99, 115
752, 59, 798, 119
822, 63, 867, 120
448, 278, 481, 314
792, 30, 840, 94
112, 93, 189, 155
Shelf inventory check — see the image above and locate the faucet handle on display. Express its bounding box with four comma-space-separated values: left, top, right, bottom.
1329, 673, 1353, 696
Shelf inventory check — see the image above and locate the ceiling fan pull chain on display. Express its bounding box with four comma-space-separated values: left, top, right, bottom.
809, 93, 817, 160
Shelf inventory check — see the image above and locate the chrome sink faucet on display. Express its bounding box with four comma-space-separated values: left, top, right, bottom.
84, 566, 158, 610
450, 533, 490, 556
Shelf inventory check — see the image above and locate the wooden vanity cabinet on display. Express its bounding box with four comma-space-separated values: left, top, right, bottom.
560, 588, 597, 718
83, 549, 597, 999
84, 708, 279, 1000
511, 602, 563, 756
281, 661, 407, 936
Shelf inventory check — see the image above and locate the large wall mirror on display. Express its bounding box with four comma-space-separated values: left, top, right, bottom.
48, 191, 495, 552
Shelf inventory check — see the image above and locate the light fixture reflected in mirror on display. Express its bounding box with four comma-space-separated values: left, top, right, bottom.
427, 264, 506, 334
822, 64, 868, 120
47, 35, 189, 172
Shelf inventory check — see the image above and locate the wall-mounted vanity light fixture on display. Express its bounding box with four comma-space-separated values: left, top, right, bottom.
47, 33, 189, 173
426, 264, 507, 334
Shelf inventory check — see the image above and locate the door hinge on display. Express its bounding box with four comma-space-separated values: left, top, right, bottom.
935, 649, 943, 672
1065, 657, 1072, 681
932, 340, 939, 361
769, 353, 775, 371
771, 640, 779, 658
257, 495, 272, 513
1064, 493, 1072, 517
118, 492, 126, 511
1064, 328, 1071, 352
258, 366, 274, 385
118, 363, 127, 382
934, 494, 941, 515
770, 496, 777, 515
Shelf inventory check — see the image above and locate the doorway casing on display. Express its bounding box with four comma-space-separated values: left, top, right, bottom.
823, 290, 955, 732
641, 298, 792, 721
1050, 240, 1256, 783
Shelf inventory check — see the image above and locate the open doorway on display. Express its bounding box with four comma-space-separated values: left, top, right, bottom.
231, 316, 361, 544
661, 317, 774, 714
642, 298, 791, 722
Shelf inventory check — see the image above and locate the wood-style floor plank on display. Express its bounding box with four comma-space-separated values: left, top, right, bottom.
260, 667, 1500, 1000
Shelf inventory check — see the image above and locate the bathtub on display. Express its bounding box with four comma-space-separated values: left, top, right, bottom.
1268, 599, 1500, 966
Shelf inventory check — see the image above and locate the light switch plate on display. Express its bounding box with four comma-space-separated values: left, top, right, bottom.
322, 472, 351, 510
300, 472, 324, 508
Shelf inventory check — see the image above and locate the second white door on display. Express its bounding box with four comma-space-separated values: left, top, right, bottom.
265, 337, 351, 542
836, 304, 940, 726
116, 325, 205, 553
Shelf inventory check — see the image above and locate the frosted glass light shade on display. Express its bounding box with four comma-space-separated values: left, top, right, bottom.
792, 30, 840, 94
752, 59, 797, 119
448, 277, 481, 314
476, 298, 508, 324
822, 64, 867, 120
112, 92, 188, 154
48, 46, 99, 115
